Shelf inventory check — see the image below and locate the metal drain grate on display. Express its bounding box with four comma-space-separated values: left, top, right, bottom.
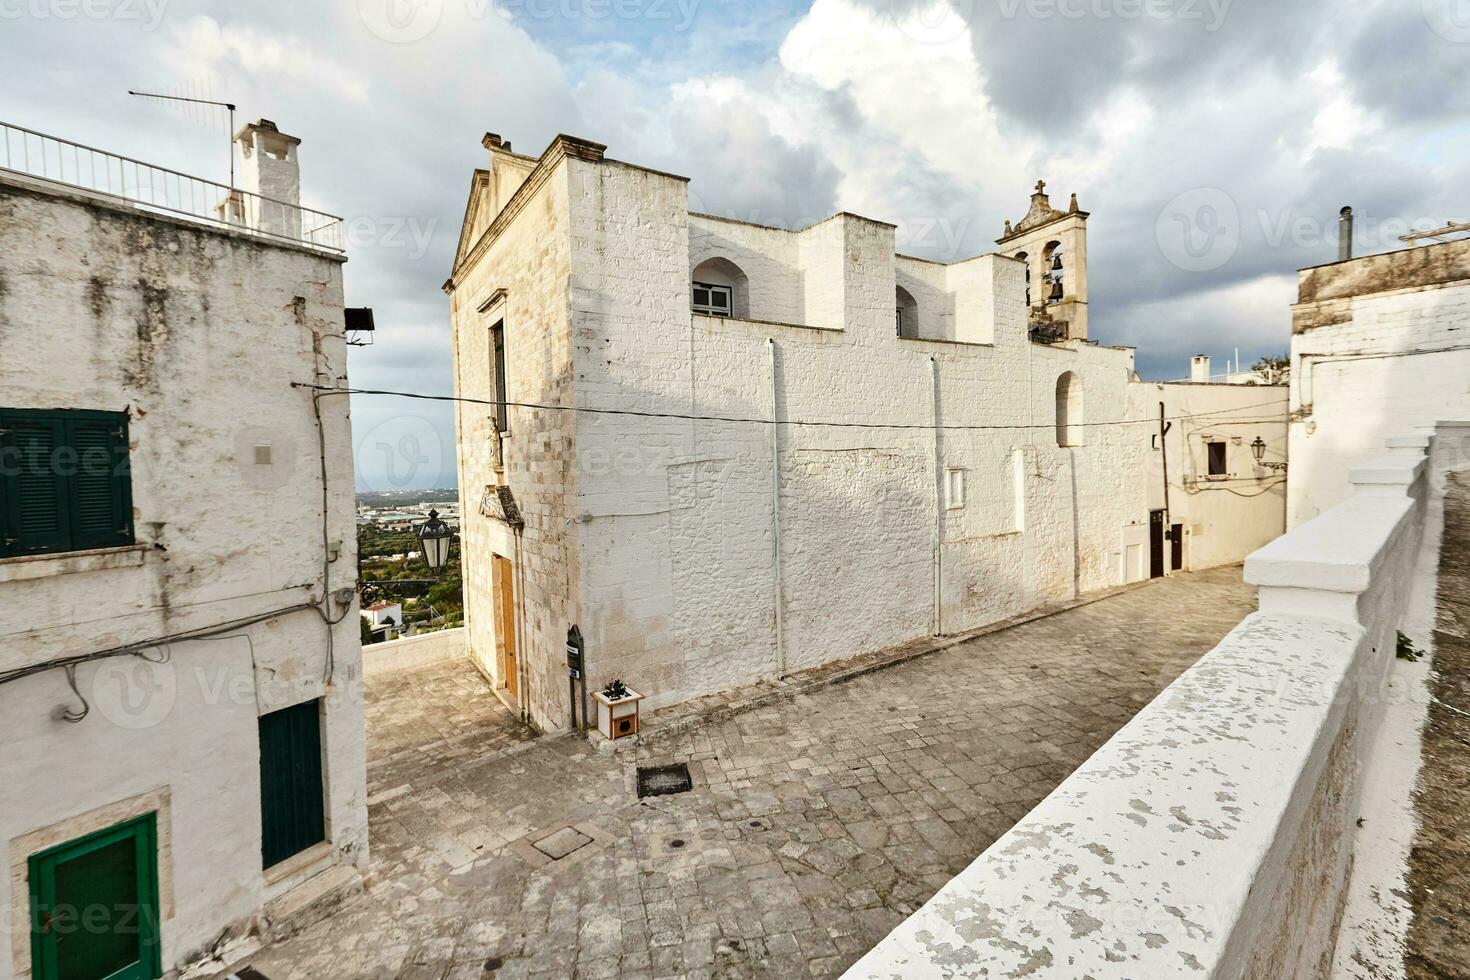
637, 763, 693, 798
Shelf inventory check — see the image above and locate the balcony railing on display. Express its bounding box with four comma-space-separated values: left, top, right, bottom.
0, 121, 343, 253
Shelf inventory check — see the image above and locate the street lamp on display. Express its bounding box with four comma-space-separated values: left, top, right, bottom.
1251, 437, 1289, 473
414, 509, 455, 578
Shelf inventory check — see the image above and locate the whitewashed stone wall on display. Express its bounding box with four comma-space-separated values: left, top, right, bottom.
362, 627, 468, 678
452, 137, 1287, 731
1289, 239, 1470, 527
0, 172, 364, 977
564, 156, 1149, 715
1148, 381, 1289, 572
449, 144, 581, 730
846, 426, 1450, 980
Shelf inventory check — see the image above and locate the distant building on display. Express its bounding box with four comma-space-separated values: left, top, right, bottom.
442, 133, 1288, 732
1288, 235, 1470, 526
362, 602, 404, 630
0, 119, 365, 975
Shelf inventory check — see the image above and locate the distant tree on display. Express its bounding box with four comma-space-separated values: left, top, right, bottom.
1250, 355, 1290, 385
360, 616, 378, 647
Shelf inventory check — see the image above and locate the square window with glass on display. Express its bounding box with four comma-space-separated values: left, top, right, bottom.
692, 282, 733, 317
1, 408, 134, 559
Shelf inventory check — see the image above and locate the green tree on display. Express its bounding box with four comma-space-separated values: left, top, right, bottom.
1251, 355, 1290, 385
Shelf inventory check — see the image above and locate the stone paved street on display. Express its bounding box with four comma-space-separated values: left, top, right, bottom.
248, 566, 1256, 980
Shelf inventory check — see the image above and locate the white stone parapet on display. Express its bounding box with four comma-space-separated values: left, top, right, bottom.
845, 427, 1451, 979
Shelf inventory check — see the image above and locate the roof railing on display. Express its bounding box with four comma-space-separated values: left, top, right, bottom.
0, 121, 343, 253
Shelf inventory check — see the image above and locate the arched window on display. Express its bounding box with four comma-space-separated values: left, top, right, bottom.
1043, 241, 1064, 304
895, 285, 919, 338
1056, 371, 1083, 447
1015, 251, 1031, 307
691, 257, 750, 319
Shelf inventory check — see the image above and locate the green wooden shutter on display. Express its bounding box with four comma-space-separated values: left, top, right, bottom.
66, 413, 133, 550
0, 409, 134, 558
1, 413, 70, 557
258, 699, 327, 869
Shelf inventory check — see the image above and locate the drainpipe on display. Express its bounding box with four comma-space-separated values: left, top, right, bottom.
768, 338, 786, 678
931, 356, 943, 636
1159, 400, 1172, 573
1338, 206, 1354, 262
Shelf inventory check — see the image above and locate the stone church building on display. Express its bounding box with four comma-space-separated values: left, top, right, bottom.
444, 133, 1287, 731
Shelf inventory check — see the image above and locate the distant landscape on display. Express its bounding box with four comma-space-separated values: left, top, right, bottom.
356, 489, 463, 643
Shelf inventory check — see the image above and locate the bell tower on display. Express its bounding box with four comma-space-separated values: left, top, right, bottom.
997, 180, 1090, 342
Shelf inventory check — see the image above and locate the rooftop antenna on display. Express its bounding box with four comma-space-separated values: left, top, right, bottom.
127, 89, 238, 190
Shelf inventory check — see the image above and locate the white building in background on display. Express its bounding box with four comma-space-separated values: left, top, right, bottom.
0, 120, 365, 978
444, 132, 1288, 732
1288, 235, 1470, 527
361, 602, 404, 629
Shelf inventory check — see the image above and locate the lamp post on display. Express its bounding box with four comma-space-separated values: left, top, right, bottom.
414, 509, 455, 578
1251, 437, 1289, 473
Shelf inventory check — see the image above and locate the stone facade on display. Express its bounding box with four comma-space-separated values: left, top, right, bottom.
0, 128, 365, 978
447, 134, 1287, 732
1288, 237, 1470, 527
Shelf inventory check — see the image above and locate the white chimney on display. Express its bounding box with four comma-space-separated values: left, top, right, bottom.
1191, 355, 1212, 383
233, 119, 302, 240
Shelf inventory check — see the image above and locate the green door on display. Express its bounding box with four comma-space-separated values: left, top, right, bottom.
29, 814, 161, 980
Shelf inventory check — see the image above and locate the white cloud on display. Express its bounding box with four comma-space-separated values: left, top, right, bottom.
7, 0, 1462, 485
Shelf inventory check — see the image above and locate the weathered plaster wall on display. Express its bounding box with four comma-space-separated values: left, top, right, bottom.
452, 138, 1292, 728
0, 174, 364, 977
449, 147, 578, 732
845, 432, 1435, 980
362, 626, 468, 678
564, 159, 1149, 715
1149, 382, 1289, 570
1288, 241, 1470, 527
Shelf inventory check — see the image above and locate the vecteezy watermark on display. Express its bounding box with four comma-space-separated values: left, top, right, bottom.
343, 215, 438, 261
0, 0, 169, 29
895, 215, 975, 262
1157, 188, 1448, 272
92, 656, 178, 730
358, 0, 443, 43
1422, 0, 1470, 43
354, 414, 448, 492
889, 0, 976, 44
1155, 187, 1240, 273
475, 0, 702, 30
360, 0, 700, 43
996, 0, 1231, 30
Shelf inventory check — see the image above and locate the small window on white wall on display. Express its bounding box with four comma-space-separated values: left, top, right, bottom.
1207, 441, 1228, 476
946, 468, 966, 510
692, 282, 732, 317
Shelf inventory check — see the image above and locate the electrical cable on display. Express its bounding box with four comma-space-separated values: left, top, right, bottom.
293, 383, 1288, 433
0, 602, 320, 690
1182, 478, 1289, 498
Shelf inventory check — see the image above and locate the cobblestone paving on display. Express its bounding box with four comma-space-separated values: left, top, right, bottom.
250, 567, 1255, 980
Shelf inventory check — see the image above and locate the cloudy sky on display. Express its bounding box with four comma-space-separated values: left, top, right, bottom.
6, 0, 1468, 488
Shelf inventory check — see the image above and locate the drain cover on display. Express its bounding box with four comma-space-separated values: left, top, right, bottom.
532, 827, 594, 860
637, 763, 693, 798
